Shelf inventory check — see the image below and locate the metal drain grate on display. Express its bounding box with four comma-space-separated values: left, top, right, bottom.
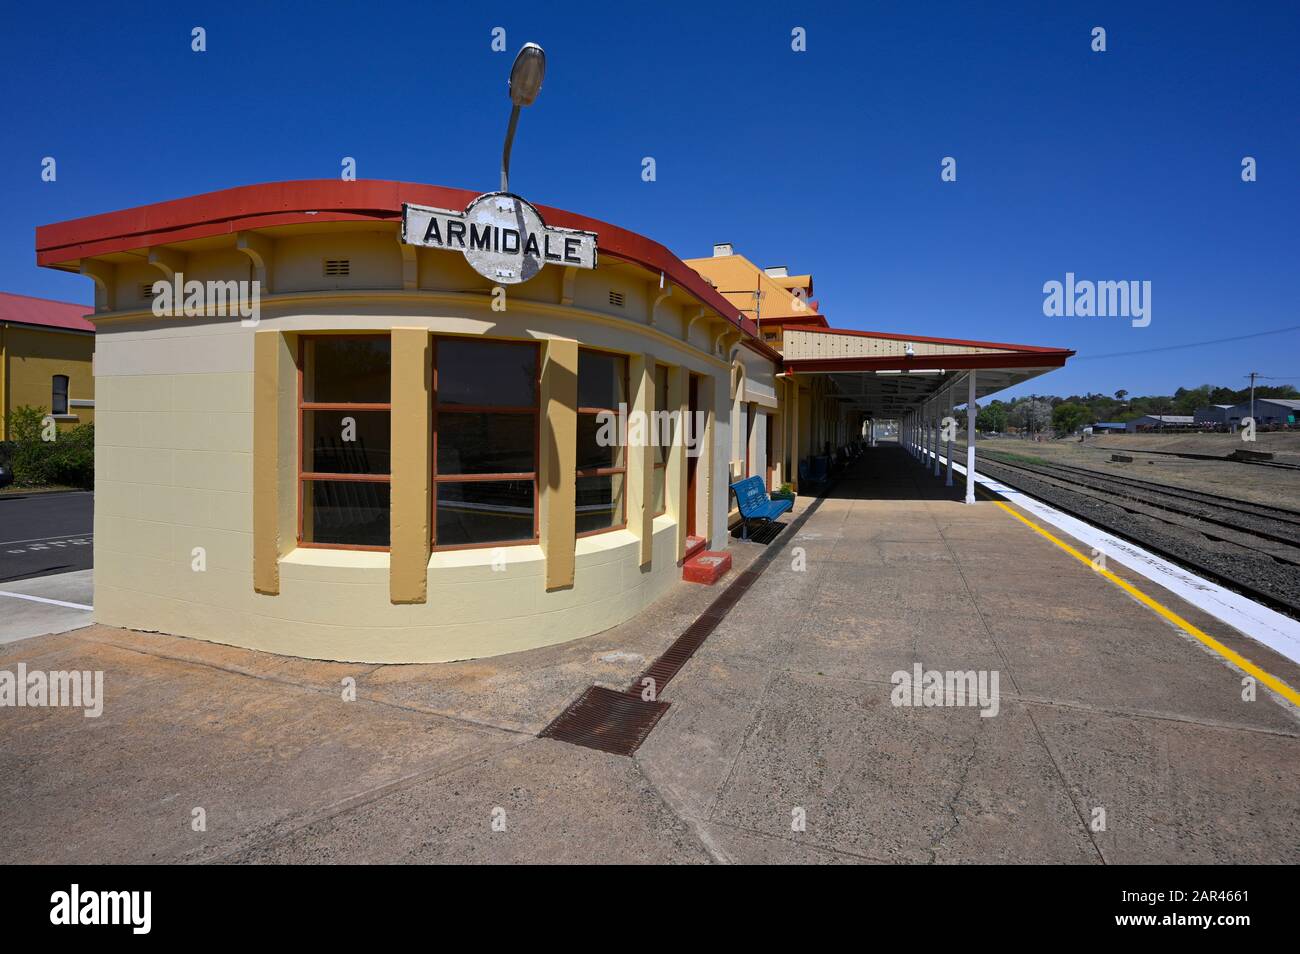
635, 569, 761, 690
539, 685, 670, 756
541, 490, 830, 757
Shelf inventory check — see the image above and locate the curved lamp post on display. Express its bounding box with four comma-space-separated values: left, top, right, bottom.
501, 43, 546, 193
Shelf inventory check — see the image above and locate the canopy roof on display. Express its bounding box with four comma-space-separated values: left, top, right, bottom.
781, 325, 1074, 417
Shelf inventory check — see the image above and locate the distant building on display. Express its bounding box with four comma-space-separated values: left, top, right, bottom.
1226, 398, 1300, 426
1091, 421, 1127, 434
1193, 404, 1235, 425
0, 291, 95, 439
1126, 414, 1193, 432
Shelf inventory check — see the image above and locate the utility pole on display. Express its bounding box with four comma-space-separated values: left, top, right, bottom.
1247, 371, 1259, 422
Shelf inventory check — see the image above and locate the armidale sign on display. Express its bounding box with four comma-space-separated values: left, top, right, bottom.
402, 192, 597, 284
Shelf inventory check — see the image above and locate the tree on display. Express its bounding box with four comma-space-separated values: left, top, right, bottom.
1009, 398, 1052, 434
4, 405, 95, 489
1114, 389, 1128, 402
1052, 402, 1089, 435
1173, 385, 1212, 415
975, 401, 1008, 432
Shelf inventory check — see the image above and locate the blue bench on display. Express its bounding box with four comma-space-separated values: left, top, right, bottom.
729, 475, 794, 540
798, 455, 830, 490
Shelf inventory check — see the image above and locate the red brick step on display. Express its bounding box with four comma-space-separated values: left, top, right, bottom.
682, 535, 707, 563
683, 550, 731, 585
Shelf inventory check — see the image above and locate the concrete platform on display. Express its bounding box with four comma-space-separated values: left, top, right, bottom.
2, 447, 1297, 863
0, 569, 94, 643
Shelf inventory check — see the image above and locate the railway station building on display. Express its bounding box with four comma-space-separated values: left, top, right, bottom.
36, 179, 1072, 663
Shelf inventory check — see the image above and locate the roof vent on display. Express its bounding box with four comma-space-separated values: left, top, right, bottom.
764, 266, 789, 278
323, 259, 351, 277
608, 290, 626, 308
712, 243, 733, 257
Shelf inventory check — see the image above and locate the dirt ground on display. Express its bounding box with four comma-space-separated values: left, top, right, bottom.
969, 434, 1300, 509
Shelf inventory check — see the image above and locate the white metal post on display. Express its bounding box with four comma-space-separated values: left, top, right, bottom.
923, 405, 930, 468
932, 399, 942, 477
926, 404, 933, 470
965, 372, 977, 504
921, 407, 930, 467
945, 383, 954, 486
925, 407, 933, 468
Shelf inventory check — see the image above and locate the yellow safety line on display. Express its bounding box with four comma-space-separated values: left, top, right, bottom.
988, 496, 1300, 709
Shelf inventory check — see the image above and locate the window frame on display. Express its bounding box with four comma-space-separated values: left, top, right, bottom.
431, 335, 541, 552
652, 363, 669, 518
575, 346, 629, 538
296, 333, 392, 552
51, 374, 69, 416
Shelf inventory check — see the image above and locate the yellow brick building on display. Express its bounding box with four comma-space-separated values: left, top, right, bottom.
0, 291, 95, 439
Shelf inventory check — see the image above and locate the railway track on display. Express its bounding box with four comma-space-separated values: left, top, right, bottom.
978, 453, 1300, 551
972, 452, 1300, 619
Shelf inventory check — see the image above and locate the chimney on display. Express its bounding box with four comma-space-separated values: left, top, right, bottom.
764, 266, 789, 278
712, 243, 733, 257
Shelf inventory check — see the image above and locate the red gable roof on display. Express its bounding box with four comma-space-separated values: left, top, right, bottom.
0, 291, 94, 333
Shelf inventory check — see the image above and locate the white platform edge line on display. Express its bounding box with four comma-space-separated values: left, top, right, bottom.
920, 448, 1300, 667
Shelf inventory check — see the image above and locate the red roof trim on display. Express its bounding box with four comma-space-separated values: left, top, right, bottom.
783, 352, 1073, 374
35, 179, 780, 361
782, 324, 1071, 355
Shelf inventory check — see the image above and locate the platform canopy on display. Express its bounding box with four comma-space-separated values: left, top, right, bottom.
779, 326, 1074, 417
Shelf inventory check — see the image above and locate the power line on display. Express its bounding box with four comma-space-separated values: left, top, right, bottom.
1071, 323, 1300, 361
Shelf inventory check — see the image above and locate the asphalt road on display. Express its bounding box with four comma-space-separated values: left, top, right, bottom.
0, 491, 94, 584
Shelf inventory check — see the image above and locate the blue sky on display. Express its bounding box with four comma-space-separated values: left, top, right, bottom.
3, 0, 1297, 399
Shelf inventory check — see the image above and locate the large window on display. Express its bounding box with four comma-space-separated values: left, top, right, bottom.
51, 375, 69, 416
433, 337, 539, 549
652, 364, 669, 517
576, 349, 627, 536
298, 336, 391, 549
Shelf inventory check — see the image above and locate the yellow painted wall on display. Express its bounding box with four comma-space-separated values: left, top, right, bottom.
1, 324, 95, 439
82, 227, 761, 662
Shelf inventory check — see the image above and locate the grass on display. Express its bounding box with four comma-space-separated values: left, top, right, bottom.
977, 448, 1054, 468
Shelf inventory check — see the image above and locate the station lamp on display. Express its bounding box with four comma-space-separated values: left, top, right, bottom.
501, 43, 547, 193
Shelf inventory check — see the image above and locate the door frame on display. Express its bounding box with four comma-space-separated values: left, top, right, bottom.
686, 374, 700, 537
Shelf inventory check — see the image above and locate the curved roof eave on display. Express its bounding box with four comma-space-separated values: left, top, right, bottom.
35, 178, 780, 361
